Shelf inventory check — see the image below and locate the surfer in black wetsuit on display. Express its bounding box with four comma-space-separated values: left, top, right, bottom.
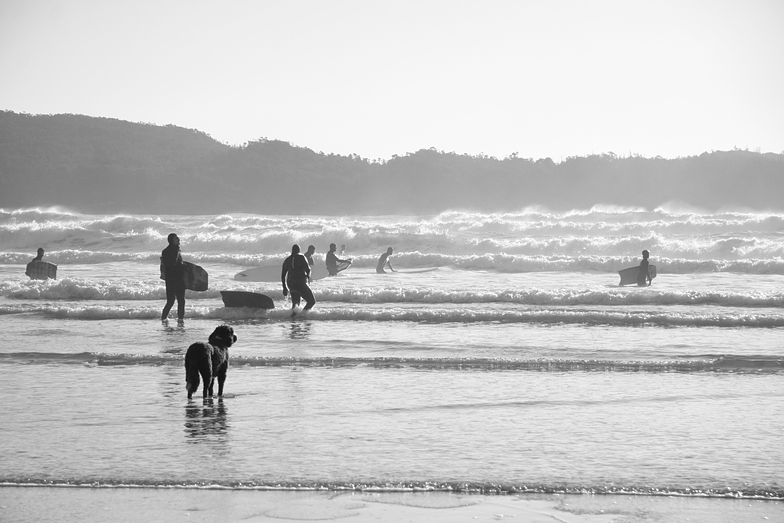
376, 247, 396, 274
304, 245, 316, 267
281, 244, 315, 314
25, 248, 46, 278
637, 249, 652, 287
161, 233, 186, 321
326, 243, 351, 276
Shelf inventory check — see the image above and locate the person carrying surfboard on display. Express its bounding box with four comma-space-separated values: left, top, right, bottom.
376, 247, 397, 274
281, 244, 316, 314
25, 247, 53, 279
326, 243, 351, 276
637, 250, 652, 287
161, 233, 186, 321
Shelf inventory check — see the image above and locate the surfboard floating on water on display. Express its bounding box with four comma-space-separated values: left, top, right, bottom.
618, 265, 657, 286
26, 260, 57, 280
234, 261, 351, 282
220, 291, 274, 309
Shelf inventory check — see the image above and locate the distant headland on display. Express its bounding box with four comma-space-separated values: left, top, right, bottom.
1, 111, 782, 214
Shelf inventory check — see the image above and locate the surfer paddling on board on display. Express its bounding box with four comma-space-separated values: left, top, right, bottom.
161, 233, 186, 321
281, 244, 316, 315
326, 243, 351, 276
376, 247, 397, 274
638, 250, 652, 287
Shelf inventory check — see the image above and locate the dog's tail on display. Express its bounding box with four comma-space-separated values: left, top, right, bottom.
184, 343, 204, 398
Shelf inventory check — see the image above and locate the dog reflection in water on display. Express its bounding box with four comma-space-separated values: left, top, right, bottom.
185, 325, 237, 399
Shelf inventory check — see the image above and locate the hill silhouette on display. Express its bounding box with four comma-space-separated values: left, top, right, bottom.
1, 111, 782, 214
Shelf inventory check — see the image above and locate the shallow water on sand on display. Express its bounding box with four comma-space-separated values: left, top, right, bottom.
1, 208, 782, 500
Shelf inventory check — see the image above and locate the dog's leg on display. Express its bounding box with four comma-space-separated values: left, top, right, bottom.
217, 371, 227, 397
185, 352, 201, 400
200, 364, 212, 398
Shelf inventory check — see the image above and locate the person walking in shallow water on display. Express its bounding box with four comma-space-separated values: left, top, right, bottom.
638, 249, 652, 287
281, 244, 316, 314
161, 233, 186, 321
376, 247, 396, 274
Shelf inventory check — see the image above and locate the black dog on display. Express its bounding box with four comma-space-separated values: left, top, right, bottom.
185, 325, 237, 399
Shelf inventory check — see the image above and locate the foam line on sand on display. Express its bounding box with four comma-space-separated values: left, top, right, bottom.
0, 487, 781, 522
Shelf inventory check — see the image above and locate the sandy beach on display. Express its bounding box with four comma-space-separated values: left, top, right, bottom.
1, 487, 782, 523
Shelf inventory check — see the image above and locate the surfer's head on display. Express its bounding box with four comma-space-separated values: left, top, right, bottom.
642, 249, 649, 258
329, 243, 336, 251
306, 245, 315, 254
37, 248, 44, 256
291, 244, 300, 254
387, 247, 393, 254
167, 233, 179, 246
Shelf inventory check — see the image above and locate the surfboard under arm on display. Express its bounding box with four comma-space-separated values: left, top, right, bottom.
618, 265, 656, 286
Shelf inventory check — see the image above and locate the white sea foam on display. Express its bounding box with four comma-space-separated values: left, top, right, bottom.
2, 208, 783, 266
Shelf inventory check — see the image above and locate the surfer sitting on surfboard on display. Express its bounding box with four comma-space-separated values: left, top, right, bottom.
326, 243, 351, 276
376, 247, 397, 274
281, 244, 316, 314
638, 249, 652, 287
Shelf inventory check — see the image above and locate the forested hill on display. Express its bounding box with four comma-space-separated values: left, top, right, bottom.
2, 111, 783, 214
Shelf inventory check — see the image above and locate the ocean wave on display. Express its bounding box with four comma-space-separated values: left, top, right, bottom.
2, 251, 784, 275
1, 302, 783, 328
2, 278, 783, 307
1, 352, 781, 373
0, 480, 781, 501
2, 208, 784, 261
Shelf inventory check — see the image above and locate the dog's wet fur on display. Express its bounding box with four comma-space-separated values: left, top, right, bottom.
185, 325, 237, 399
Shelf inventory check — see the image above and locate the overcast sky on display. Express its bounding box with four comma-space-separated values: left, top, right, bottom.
2, 0, 783, 161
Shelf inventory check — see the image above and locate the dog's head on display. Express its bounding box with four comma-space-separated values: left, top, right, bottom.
208, 325, 237, 348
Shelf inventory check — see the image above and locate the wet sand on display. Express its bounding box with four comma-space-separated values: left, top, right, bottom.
0, 487, 781, 522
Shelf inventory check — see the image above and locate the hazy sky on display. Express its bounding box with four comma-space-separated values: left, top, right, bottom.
2, 0, 783, 161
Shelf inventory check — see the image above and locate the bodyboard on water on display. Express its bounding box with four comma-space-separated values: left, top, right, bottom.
234, 263, 332, 282
220, 291, 274, 309
26, 260, 57, 280
618, 265, 657, 286
183, 261, 209, 291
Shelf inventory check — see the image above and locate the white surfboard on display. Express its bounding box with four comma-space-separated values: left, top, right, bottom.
618, 265, 656, 286
235, 263, 331, 282
394, 267, 439, 274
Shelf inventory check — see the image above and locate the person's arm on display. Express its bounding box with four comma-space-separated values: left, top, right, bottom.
281, 260, 288, 296
304, 256, 312, 283
387, 259, 396, 272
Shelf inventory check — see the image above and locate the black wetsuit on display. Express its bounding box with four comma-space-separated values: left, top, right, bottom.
282, 253, 315, 309
637, 258, 650, 287
161, 244, 185, 319
326, 251, 348, 276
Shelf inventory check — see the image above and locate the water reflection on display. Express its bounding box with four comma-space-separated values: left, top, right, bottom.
288, 321, 313, 340
184, 397, 229, 448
